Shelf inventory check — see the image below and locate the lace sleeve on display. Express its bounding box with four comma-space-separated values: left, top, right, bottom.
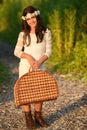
44, 29, 52, 58
14, 32, 24, 58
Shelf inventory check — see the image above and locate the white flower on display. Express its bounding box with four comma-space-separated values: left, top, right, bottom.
21, 10, 40, 20
21, 16, 25, 20
35, 10, 40, 16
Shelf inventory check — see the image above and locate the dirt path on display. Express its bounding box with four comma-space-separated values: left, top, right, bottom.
0, 41, 87, 130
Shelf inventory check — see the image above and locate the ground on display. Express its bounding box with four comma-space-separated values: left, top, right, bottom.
0, 41, 87, 130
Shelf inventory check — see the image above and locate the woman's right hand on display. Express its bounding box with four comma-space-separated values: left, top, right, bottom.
20, 52, 35, 67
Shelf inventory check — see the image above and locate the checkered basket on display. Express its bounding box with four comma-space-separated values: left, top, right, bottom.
14, 70, 59, 106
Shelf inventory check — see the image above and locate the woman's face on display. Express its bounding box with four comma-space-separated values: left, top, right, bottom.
26, 16, 37, 29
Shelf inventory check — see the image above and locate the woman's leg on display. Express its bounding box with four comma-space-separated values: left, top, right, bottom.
19, 65, 37, 128
22, 105, 36, 129
34, 102, 49, 127
22, 105, 31, 112
35, 102, 42, 112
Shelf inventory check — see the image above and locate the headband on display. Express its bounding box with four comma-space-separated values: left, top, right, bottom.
22, 10, 40, 20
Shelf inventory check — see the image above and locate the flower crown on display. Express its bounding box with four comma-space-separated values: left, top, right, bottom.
22, 10, 40, 20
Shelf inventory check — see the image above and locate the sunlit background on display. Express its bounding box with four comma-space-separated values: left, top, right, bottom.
0, 0, 87, 86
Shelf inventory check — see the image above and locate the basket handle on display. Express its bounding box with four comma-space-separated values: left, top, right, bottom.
29, 66, 40, 72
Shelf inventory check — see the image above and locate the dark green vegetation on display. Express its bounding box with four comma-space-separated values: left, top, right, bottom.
0, 61, 11, 89
0, 0, 87, 85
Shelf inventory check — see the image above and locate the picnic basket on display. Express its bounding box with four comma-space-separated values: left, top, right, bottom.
14, 70, 59, 106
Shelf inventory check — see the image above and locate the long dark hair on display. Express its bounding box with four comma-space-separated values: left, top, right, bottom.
22, 6, 47, 46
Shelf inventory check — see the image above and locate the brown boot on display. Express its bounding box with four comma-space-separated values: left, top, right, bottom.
34, 111, 49, 127
25, 111, 36, 129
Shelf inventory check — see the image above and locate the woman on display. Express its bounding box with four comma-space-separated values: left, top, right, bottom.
14, 6, 52, 129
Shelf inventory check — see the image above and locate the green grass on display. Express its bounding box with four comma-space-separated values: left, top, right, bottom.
0, 61, 12, 90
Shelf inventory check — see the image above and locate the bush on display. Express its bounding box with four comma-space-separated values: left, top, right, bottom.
0, 61, 11, 88
0, 0, 87, 82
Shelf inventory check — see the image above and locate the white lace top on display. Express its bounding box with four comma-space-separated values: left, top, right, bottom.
14, 29, 52, 67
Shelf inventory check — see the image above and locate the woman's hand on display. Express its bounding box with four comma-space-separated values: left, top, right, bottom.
32, 61, 40, 70
28, 56, 35, 67
20, 52, 35, 67
32, 55, 48, 70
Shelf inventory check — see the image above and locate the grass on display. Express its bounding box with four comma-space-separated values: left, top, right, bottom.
0, 61, 12, 91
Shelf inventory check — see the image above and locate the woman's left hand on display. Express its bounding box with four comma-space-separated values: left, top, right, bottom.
32, 61, 40, 70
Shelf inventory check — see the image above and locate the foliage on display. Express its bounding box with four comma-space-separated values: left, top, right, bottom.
0, 0, 22, 45
0, 61, 11, 88
63, 9, 76, 54
0, 0, 87, 82
48, 9, 63, 60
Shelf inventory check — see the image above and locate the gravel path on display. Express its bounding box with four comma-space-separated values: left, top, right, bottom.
0, 41, 87, 130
